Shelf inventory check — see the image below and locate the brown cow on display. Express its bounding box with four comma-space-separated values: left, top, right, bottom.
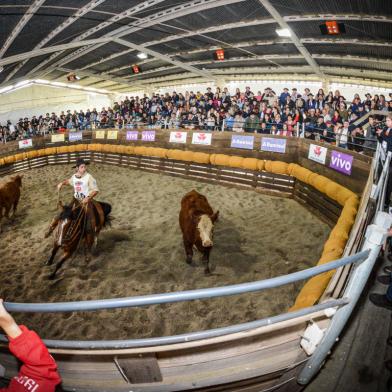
179, 190, 219, 274
0, 175, 22, 232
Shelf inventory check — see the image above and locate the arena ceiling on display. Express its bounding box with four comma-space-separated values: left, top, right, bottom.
0, 0, 392, 93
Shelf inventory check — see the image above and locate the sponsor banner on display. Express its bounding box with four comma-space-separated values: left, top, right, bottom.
169, 131, 187, 143
18, 139, 32, 149
192, 132, 212, 145
308, 143, 327, 164
51, 134, 65, 143
126, 131, 139, 141
68, 131, 83, 142
260, 137, 286, 153
95, 130, 105, 139
142, 130, 156, 141
329, 150, 353, 176
107, 130, 118, 140
231, 134, 254, 150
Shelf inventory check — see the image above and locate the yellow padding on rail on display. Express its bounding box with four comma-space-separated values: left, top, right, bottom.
14, 153, 26, 162
242, 158, 259, 171
269, 161, 289, 175
192, 152, 210, 164
289, 270, 336, 310
4, 155, 15, 164
212, 154, 230, 166
257, 160, 265, 171
291, 164, 313, 183
134, 146, 148, 155
228, 156, 244, 168
310, 174, 330, 194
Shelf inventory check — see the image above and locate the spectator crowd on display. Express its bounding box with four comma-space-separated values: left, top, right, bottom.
1, 86, 391, 153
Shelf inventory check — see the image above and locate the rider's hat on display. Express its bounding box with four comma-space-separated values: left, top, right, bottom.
73, 158, 90, 168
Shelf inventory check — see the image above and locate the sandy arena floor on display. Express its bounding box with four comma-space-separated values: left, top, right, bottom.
0, 163, 330, 340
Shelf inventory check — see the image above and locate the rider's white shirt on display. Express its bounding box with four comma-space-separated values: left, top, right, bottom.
70, 173, 98, 200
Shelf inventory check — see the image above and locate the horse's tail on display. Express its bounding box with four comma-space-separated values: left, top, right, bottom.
98, 201, 112, 227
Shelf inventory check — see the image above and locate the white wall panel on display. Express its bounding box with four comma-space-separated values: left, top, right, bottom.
0, 84, 112, 124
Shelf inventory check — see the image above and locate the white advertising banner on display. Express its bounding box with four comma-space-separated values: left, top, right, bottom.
192, 132, 212, 145
308, 143, 328, 164
169, 131, 187, 143
18, 139, 32, 149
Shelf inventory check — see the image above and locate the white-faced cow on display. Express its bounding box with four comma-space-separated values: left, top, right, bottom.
179, 190, 219, 274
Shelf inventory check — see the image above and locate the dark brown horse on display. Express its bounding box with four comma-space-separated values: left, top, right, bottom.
45, 200, 111, 279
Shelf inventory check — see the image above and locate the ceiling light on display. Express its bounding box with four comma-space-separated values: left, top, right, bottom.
276, 28, 291, 37
137, 52, 148, 59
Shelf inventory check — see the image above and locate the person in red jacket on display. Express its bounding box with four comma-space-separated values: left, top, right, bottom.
0, 299, 61, 391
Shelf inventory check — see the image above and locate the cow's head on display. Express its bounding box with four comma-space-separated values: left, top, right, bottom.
195, 210, 219, 248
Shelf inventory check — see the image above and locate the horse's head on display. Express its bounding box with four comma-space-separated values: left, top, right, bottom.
195, 210, 219, 248
55, 201, 79, 245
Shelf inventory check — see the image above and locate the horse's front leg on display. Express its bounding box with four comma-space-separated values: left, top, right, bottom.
45, 243, 60, 266
49, 250, 71, 280
84, 234, 95, 263
44, 216, 60, 238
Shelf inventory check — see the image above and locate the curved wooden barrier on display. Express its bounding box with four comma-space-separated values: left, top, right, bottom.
0, 141, 368, 391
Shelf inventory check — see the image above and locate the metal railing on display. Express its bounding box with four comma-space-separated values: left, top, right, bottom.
297, 144, 392, 384
1, 251, 368, 349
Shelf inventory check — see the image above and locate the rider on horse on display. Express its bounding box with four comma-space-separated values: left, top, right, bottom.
44, 158, 111, 278
45, 158, 104, 238
58, 158, 99, 206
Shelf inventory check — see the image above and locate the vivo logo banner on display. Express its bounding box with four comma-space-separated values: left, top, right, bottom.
126, 131, 139, 141
260, 137, 286, 153
141, 130, 156, 141
329, 151, 353, 175
231, 135, 254, 150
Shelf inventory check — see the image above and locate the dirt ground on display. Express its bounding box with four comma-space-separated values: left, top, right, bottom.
0, 163, 330, 340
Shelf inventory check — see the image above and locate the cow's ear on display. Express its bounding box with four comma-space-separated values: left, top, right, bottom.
211, 210, 219, 223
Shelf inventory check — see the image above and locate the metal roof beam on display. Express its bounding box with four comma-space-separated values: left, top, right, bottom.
56, 67, 144, 89
110, 54, 304, 80
313, 54, 392, 65
90, 36, 392, 75
4, 0, 107, 83
23, 0, 168, 78
37, 0, 246, 78
0, 0, 46, 59
259, 0, 323, 77
79, 49, 134, 70
285, 14, 392, 23
0, 37, 113, 68
114, 38, 214, 80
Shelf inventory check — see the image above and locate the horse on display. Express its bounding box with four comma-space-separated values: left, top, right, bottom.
45, 200, 111, 279
0, 175, 22, 232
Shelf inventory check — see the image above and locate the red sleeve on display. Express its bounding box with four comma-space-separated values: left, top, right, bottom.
0, 326, 61, 392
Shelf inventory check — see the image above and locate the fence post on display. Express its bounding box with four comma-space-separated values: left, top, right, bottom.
300, 122, 305, 138
297, 212, 392, 385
